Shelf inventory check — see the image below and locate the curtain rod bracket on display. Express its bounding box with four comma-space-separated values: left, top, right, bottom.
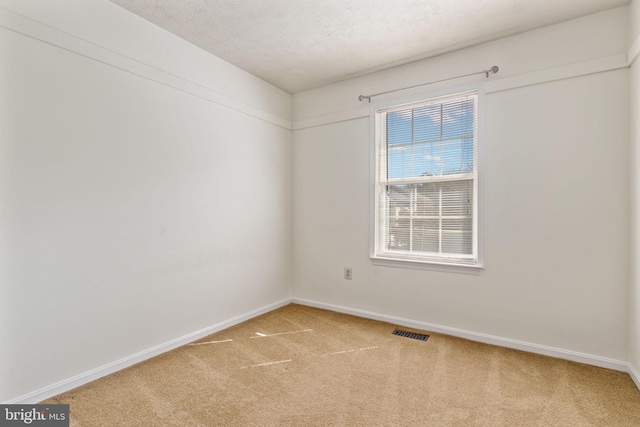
358, 65, 499, 102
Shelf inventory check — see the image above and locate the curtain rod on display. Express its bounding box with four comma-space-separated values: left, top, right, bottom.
358, 66, 499, 102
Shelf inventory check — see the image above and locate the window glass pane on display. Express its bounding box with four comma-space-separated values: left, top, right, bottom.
377, 91, 478, 265
387, 96, 475, 179
441, 231, 473, 255
441, 180, 473, 216
383, 181, 473, 256
410, 219, 439, 253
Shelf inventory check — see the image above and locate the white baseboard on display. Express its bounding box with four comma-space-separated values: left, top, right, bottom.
5, 298, 293, 404
292, 297, 629, 373
7, 296, 635, 403
628, 363, 640, 391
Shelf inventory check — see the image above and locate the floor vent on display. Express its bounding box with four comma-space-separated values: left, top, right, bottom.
392, 329, 429, 341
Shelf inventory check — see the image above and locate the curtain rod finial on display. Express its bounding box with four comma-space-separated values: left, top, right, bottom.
485, 66, 499, 77
358, 95, 370, 102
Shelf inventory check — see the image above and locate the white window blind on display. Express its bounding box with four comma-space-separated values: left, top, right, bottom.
374, 90, 479, 266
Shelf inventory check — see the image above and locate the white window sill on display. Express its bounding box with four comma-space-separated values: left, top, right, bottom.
371, 256, 484, 275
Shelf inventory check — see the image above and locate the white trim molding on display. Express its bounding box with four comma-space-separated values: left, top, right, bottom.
485, 54, 628, 94
292, 107, 369, 131
292, 297, 629, 373
630, 35, 640, 67
0, 7, 292, 130
4, 298, 293, 404
292, 54, 629, 131
370, 256, 483, 275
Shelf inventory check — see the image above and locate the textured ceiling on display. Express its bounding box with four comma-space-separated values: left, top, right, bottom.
109, 0, 629, 94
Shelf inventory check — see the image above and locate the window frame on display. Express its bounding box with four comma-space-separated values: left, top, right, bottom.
369, 83, 485, 273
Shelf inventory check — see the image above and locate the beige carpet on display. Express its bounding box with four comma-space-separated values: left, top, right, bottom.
45, 304, 640, 426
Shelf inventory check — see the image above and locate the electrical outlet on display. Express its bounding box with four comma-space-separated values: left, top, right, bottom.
344, 267, 352, 280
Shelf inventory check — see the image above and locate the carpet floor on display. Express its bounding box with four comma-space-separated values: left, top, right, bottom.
45, 304, 640, 426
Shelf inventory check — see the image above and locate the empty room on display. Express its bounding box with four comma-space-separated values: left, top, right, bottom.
2, 0, 640, 425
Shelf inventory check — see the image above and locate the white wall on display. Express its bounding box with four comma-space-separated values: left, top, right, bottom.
1, 0, 635, 404
629, 0, 640, 385
0, 0, 292, 402
293, 8, 630, 365
631, 0, 640, 45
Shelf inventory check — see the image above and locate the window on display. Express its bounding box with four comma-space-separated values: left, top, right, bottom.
373, 90, 480, 267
